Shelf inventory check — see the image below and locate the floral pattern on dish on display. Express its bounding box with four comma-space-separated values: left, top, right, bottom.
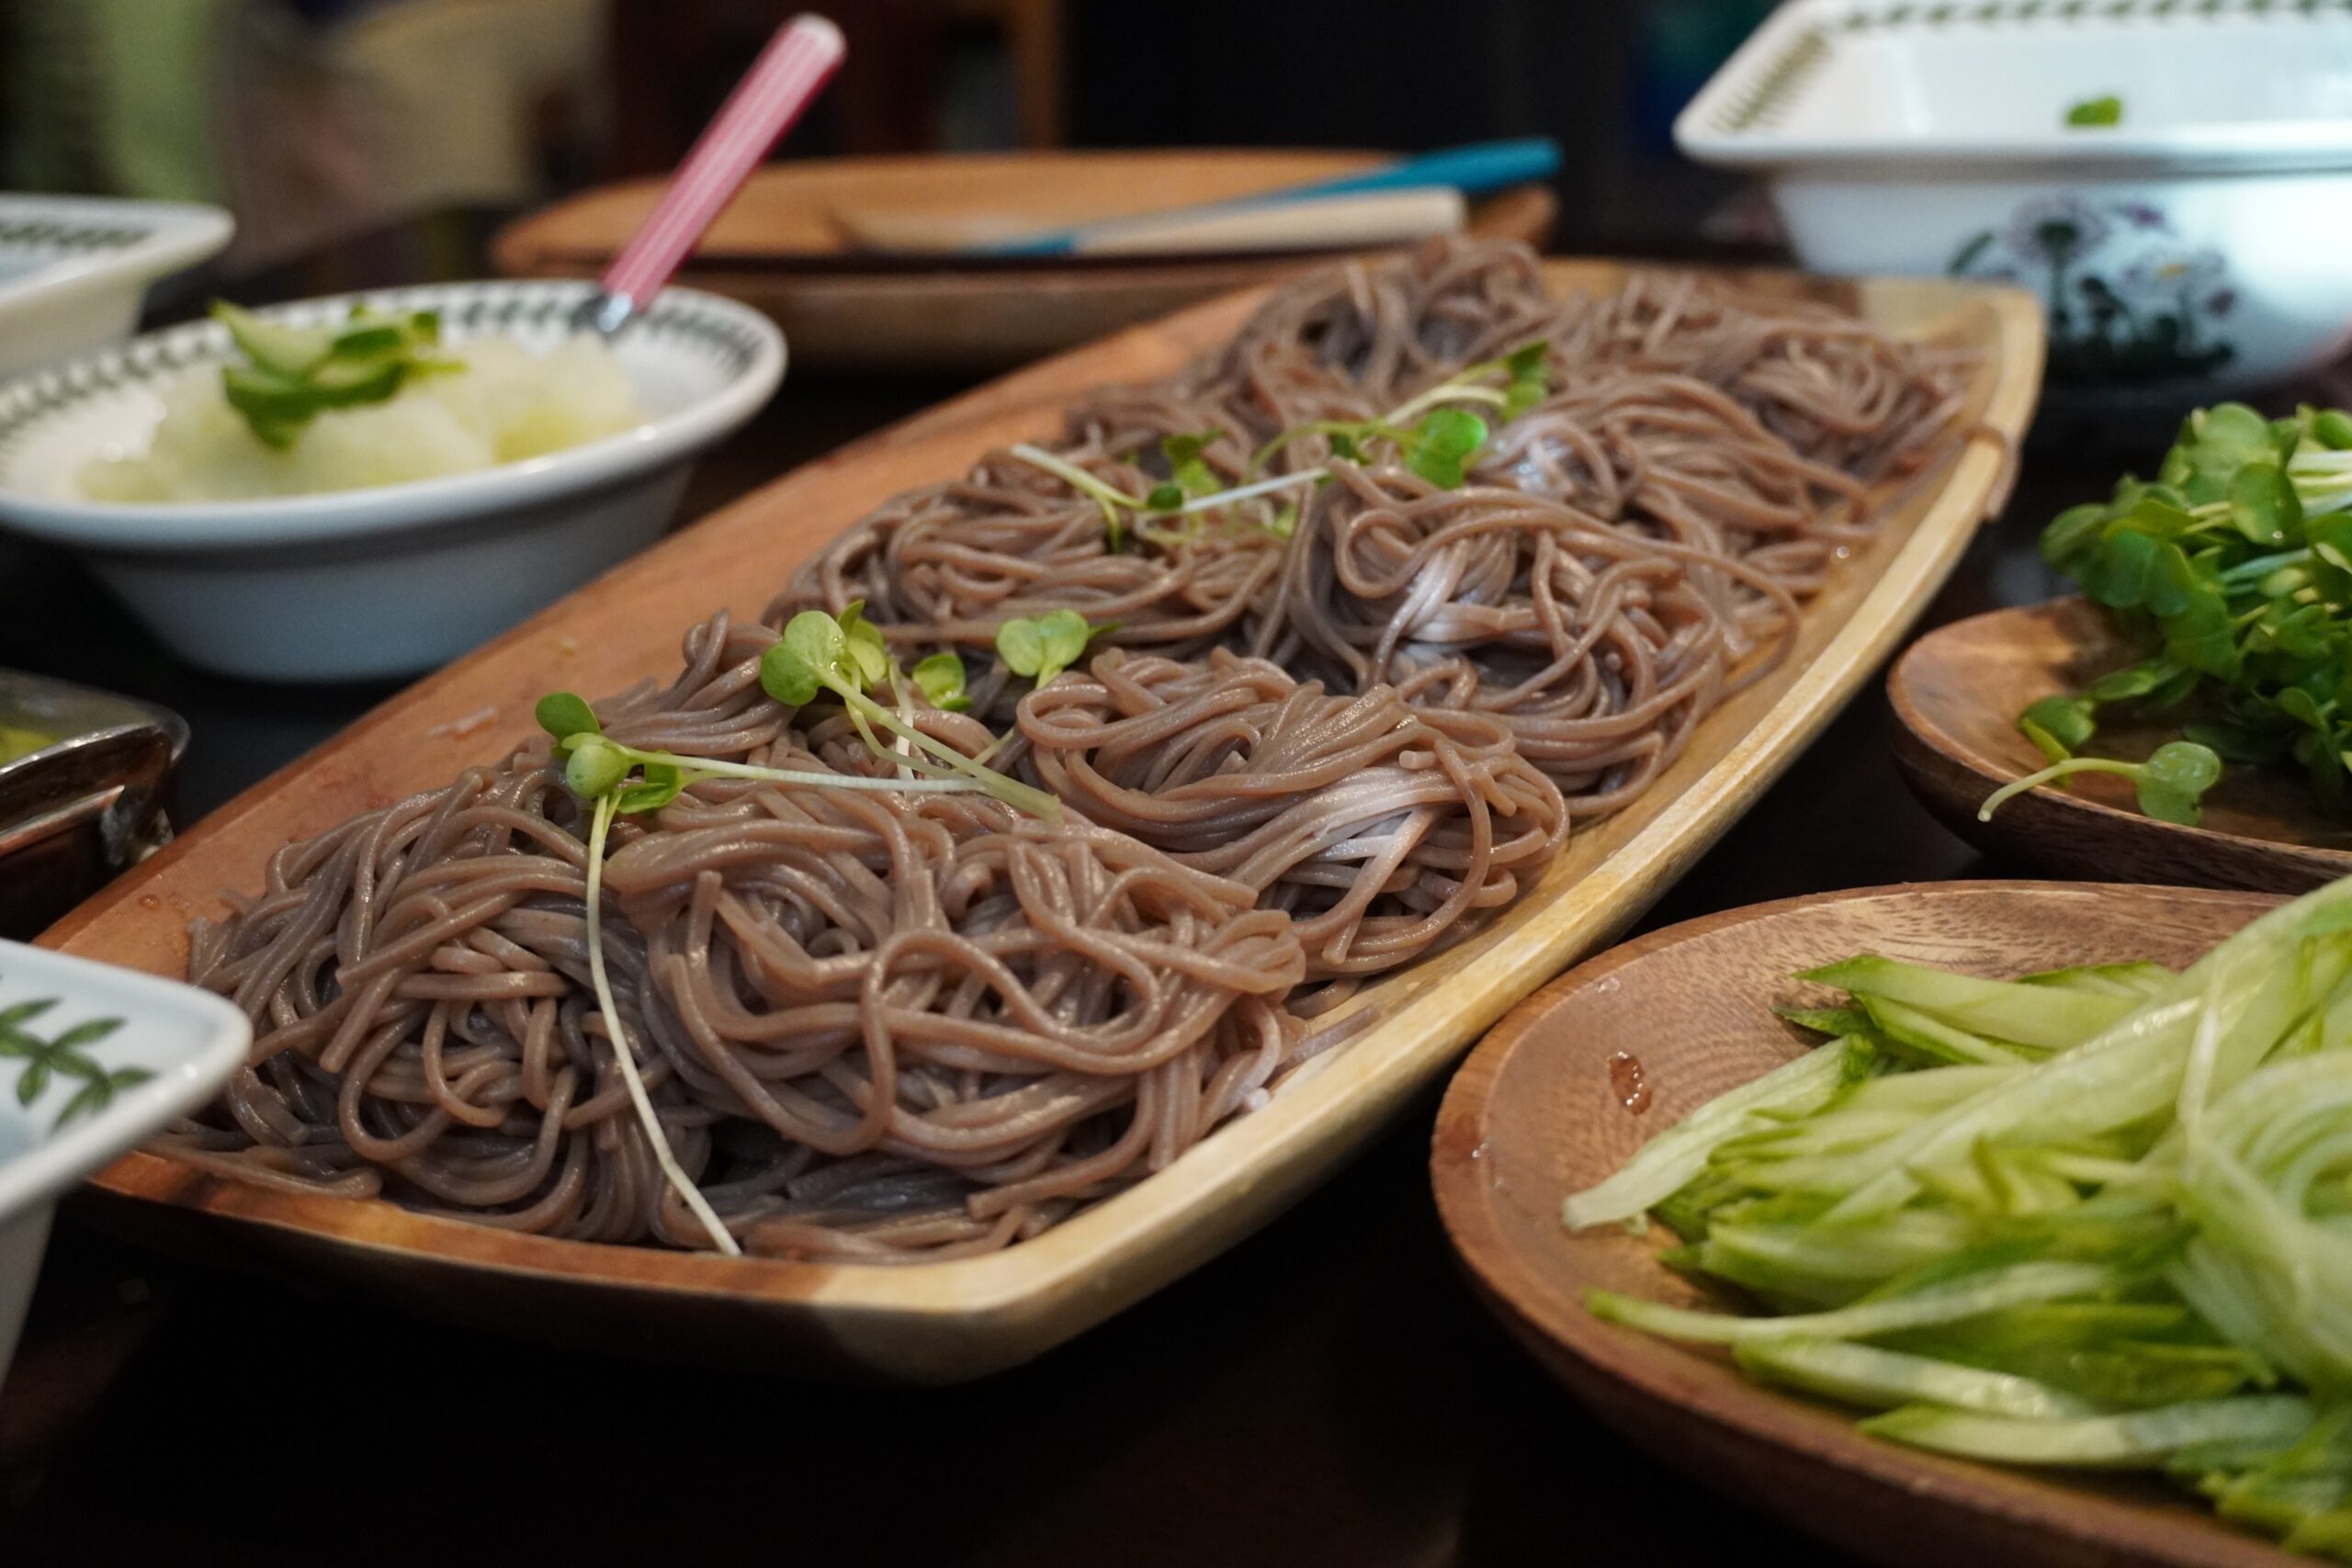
1951, 195, 2236, 384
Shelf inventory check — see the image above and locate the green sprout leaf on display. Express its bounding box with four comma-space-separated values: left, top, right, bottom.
762, 610, 852, 707
612, 760, 686, 817
2019, 696, 2096, 764
536, 692, 601, 742
911, 651, 969, 712
2135, 740, 2222, 824
565, 735, 631, 799
837, 599, 890, 689
2065, 96, 2122, 128
1979, 740, 2224, 828
997, 608, 1106, 688
1405, 407, 1490, 489
1500, 339, 1553, 420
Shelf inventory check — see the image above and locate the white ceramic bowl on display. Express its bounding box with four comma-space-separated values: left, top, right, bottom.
1679, 0, 2352, 397
0, 194, 233, 381
0, 280, 785, 682
0, 940, 248, 1387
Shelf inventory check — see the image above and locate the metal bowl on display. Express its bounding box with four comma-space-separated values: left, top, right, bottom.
0, 671, 187, 939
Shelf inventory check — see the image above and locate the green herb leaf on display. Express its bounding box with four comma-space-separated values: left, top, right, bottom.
564, 736, 631, 799
2135, 740, 2222, 825
2019, 696, 2097, 763
536, 692, 601, 741
1406, 407, 1489, 489
997, 609, 1106, 687
612, 761, 686, 816
2065, 96, 2123, 128
837, 600, 890, 689
997, 617, 1046, 679
911, 651, 969, 712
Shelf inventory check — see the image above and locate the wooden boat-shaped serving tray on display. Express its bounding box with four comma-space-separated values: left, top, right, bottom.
43, 263, 2042, 1382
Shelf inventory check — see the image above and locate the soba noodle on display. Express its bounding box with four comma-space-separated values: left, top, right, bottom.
168, 239, 1972, 1259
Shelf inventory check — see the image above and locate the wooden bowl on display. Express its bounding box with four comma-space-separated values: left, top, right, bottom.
1890, 598, 2352, 891
491, 150, 1556, 373
1430, 880, 2298, 1568
45, 264, 2039, 1383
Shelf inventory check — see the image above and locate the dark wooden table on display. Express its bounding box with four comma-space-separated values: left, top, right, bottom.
0, 231, 2236, 1567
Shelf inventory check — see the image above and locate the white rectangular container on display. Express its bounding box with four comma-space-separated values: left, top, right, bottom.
1679, 0, 2352, 394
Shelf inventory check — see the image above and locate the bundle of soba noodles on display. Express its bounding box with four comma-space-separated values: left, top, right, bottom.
169, 240, 1975, 1260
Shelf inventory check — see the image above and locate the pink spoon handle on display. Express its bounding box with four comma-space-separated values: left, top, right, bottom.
599, 14, 845, 310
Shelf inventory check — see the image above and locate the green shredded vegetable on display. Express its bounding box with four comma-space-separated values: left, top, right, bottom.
1565, 874, 2352, 1560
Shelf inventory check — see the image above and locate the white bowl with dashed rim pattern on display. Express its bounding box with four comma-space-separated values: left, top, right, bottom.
0, 940, 248, 1389
0, 280, 785, 682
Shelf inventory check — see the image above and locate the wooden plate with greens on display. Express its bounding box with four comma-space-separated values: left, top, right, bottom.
1890, 600, 2352, 892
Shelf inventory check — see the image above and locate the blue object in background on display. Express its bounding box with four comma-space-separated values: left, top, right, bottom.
1630, 0, 1778, 153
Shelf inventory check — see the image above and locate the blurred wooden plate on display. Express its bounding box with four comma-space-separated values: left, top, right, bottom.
1431, 880, 2296, 1568
1889, 598, 2352, 891
46, 264, 2034, 1384
492, 150, 1556, 372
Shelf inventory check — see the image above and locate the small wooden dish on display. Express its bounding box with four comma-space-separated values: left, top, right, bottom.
1889, 598, 2352, 891
491, 150, 1555, 373
1431, 880, 2296, 1568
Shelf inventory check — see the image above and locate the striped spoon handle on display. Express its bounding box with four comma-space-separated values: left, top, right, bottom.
586, 14, 846, 333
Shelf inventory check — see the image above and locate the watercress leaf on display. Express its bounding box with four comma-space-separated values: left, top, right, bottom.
2227, 461, 2298, 547
1505, 340, 1550, 379
1328, 432, 1360, 462
613, 761, 685, 816
2276, 686, 2330, 731
2078, 526, 2163, 610
911, 651, 968, 712
2041, 502, 2114, 570
1145, 482, 1184, 512
565, 736, 630, 799
1266, 502, 1298, 539
536, 692, 600, 741
2135, 740, 2222, 825
996, 615, 1046, 677
2018, 696, 2096, 761
2084, 659, 2180, 705
2065, 95, 2122, 127
2145, 662, 2205, 708
758, 642, 820, 708
2312, 408, 2352, 451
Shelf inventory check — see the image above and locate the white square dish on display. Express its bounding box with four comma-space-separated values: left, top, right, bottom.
0, 194, 233, 381
1679, 0, 2352, 394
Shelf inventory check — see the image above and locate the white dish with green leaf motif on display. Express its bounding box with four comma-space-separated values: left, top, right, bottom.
0, 279, 784, 682
0, 940, 247, 1389
1679, 0, 2352, 396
